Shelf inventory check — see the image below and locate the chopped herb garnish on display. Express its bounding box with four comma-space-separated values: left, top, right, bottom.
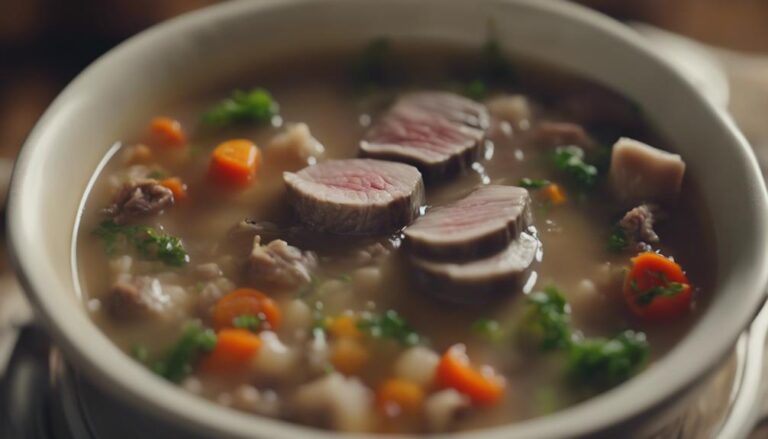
202, 88, 278, 127
518, 178, 551, 190
152, 321, 217, 383
519, 285, 649, 390
94, 219, 189, 267
131, 344, 149, 363
464, 79, 488, 100
147, 170, 166, 180
480, 37, 516, 83
553, 146, 598, 190
350, 37, 393, 89
358, 309, 420, 346
517, 286, 572, 351
471, 318, 503, 341
631, 273, 686, 306
567, 330, 648, 390
607, 226, 628, 252
233, 314, 263, 332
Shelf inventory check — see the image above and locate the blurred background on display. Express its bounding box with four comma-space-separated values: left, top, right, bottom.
2, 0, 768, 161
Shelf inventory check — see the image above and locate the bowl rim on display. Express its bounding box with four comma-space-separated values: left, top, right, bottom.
7, 0, 768, 438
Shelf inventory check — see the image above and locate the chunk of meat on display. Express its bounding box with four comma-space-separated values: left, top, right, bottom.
284, 159, 425, 235
266, 123, 325, 170
247, 235, 317, 290
619, 204, 660, 251
103, 179, 174, 224
293, 372, 374, 432
533, 121, 594, 148
411, 232, 539, 304
107, 275, 181, 321
360, 92, 488, 180
404, 185, 531, 260
609, 137, 686, 204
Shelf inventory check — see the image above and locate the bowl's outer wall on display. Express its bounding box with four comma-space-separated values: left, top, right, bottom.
8, 0, 768, 438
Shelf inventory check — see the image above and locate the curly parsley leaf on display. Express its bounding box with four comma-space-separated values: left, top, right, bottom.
553, 146, 598, 190
152, 321, 217, 383
94, 219, 189, 267
518, 178, 551, 190
358, 309, 420, 346
350, 38, 394, 89
607, 226, 628, 252
202, 88, 278, 126
517, 286, 572, 351
233, 315, 264, 332
567, 330, 648, 390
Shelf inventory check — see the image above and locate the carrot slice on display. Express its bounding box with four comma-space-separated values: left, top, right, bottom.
623, 252, 692, 320
435, 344, 505, 406
208, 139, 261, 188
200, 328, 261, 373
328, 315, 363, 339
330, 338, 369, 375
159, 177, 188, 202
376, 378, 424, 416
542, 183, 566, 205
149, 117, 186, 148
212, 288, 281, 330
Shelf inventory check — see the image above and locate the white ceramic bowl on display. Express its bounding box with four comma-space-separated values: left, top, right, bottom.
8, 0, 768, 437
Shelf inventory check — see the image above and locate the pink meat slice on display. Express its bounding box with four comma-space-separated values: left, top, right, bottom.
411, 232, 540, 304
284, 159, 425, 235
404, 185, 532, 260
360, 92, 489, 180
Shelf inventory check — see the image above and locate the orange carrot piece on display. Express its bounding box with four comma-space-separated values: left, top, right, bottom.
149, 117, 186, 148
127, 144, 153, 164
330, 338, 369, 375
542, 183, 566, 205
328, 315, 363, 339
212, 288, 281, 330
436, 344, 505, 406
208, 139, 261, 188
623, 252, 692, 321
159, 177, 188, 202
200, 328, 261, 373
376, 378, 424, 416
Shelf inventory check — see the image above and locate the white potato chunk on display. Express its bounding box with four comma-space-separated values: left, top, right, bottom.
266, 123, 325, 169
251, 331, 299, 381
394, 346, 439, 387
609, 137, 685, 204
293, 372, 374, 432
485, 94, 531, 128
425, 389, 470, 432
282, 299, 313, 338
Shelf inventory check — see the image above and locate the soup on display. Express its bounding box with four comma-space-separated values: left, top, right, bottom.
75, 40, 715, 433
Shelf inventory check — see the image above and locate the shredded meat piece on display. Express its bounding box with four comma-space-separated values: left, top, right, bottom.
534, 121, 594, 148
619, 204, 660, 250
247, 235, 317, 290
107, 275, 170, 321
104, 179, 174, 224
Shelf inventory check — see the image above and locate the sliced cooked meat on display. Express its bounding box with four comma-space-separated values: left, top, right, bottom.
360, 92, 488, 180
247, 235, 317, 290
618, 204, 660, 251
104, 179, 174, 224
107, 275, 179, 321
411, 232, 539, 303
609, 137, 686, 204
284, 159, 425, 235
534, 121, 594, 149
404, 185, 531, 260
